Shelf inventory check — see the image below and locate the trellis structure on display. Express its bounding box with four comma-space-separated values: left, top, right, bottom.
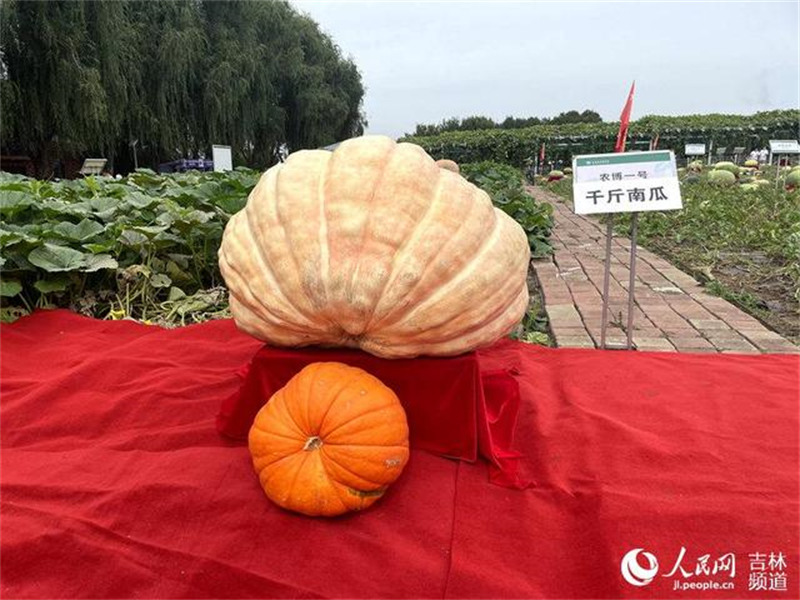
402, 110, 799, 168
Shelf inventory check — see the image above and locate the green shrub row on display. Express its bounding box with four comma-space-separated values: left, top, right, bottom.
403, 110, 799, 167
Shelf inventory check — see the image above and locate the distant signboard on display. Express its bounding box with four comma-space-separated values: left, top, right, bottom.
684, 143, 706, 156
769, 140, 800, 154
572, 151, 683, 215
79, 158, 107, 176
716, 147, 727, 155
733, 146, 746, 155
212, 145, 233, 172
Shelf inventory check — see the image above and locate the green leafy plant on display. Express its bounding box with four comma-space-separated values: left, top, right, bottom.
460, 161, 554, 257
0, 168, 260, 324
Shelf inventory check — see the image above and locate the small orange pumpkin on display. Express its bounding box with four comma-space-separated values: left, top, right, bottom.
248, 362, 410, 517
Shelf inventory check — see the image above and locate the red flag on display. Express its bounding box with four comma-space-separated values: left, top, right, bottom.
615, 81, 635, 153
539, 142, 545, 162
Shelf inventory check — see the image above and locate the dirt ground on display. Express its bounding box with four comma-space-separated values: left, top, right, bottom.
641, 239, 799, 345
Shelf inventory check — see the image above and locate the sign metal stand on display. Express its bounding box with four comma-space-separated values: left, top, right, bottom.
573, 151, 683, 350
598, 213, 639, 350
599, 217, 614, 348
625, 213, 639, 349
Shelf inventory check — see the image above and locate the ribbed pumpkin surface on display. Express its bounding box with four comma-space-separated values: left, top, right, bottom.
219, 135, 530, 358
248, 362, 409, 517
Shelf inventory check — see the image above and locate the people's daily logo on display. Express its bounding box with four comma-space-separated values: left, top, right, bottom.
620, 547, 788, 592
620, 548, 659, 587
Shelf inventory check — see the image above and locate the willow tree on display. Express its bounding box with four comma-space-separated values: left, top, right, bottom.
0, 0, 367, 175
279, 13, 366, 152
0, 1, 130, 171
199, 1, 365, 164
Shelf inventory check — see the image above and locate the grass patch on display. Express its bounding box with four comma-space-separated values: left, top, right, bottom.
510, 268, 552, 346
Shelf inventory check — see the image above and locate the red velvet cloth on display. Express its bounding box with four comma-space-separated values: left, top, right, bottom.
1, 310, 798, 599
217, 344, 528, 488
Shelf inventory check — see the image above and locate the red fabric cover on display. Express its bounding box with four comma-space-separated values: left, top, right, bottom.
217, 344, 528, 488
1, 309, 798, 599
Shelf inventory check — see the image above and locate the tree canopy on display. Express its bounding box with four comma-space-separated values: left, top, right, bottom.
0, 0, 366, 174
412, 109, 602, 137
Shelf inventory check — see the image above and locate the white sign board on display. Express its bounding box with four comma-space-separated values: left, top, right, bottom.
684, 143, 706, 156
572, 151, 683, 216
212, 145, 233, 172
769, 140, 800, 154
78, 158, 108, 176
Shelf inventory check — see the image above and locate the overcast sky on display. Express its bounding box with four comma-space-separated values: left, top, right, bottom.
292, 1, 799, 138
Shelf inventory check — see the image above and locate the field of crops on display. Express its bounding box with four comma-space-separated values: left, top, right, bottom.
543, 165, 800, 343
0, 163, 551, 334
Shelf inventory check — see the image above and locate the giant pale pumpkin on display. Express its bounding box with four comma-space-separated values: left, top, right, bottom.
219, 135, 530, 358
248, 362, 409, 517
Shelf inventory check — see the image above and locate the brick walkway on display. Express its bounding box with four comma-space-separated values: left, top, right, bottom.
528, 186, 798, 354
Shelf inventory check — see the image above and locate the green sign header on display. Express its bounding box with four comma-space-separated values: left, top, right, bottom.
576, 151, 672, 167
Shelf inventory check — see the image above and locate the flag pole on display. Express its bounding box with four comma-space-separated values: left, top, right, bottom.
623, 82, 638, 350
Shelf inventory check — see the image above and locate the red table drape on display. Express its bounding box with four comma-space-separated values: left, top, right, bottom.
1, 310, 798, 599
217, 343, 529, 488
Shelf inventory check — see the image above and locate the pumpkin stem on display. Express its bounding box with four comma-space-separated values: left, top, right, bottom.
303, 436, 323, 451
